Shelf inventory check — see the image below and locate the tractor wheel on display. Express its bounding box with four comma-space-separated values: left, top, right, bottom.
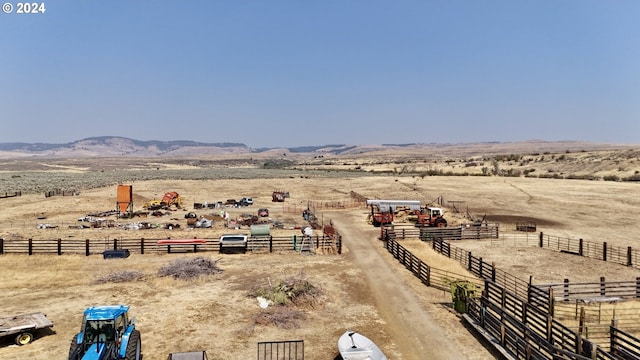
125, 329, 142, 360
68, 334, 81, 360
15, 332, 33, 345
435, 218, 447, 228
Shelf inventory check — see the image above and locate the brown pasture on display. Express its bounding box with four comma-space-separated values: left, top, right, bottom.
1, 155, 640, 359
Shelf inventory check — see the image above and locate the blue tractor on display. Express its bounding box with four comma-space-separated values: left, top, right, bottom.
68, 305, 142, 360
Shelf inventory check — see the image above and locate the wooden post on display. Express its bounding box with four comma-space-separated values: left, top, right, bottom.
576, 331, 583, 356
0, 238, 3, 255
85, 239, 90, 256
600, 276, 606, 296
28, 238, 33, 255
549, 288, 555, 317
627, 247, 632, 266
539, 232, 544, 248
610, 319, 618, 354
140, 238, 145, 255
479, 257, 483, 278
579, 239, 583, 256
528, 275, 533, 304
547, 314, 553, 342
564, 278, 569, 302
269, 236, 273, 253
636, 277, 640, 299
57, 239, 62, 255
491, 262, 496, 283
113, 239, 118, 250
579, 306, 586, 334
603, 242, 607, 262
425, 263, 431, 286
337, 235, 342, 254
468, 252, 473, 272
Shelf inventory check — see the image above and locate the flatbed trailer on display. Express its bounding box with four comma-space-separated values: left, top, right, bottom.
0, 312, 54, 345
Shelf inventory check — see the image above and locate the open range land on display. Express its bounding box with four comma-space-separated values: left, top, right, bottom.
0, 143, 639, 360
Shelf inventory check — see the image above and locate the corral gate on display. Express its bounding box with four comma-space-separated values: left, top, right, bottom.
257, 340, 304, 360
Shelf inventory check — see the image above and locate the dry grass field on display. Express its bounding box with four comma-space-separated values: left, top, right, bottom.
1, 147, 639, 360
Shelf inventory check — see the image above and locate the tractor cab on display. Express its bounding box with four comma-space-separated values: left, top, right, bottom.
83, 319, 116, 344
69, 305, 141, 360
425, 207, 443, 217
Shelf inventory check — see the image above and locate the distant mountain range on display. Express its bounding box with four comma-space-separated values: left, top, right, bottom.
0, 136, 631, 158
0, 136, 356, 157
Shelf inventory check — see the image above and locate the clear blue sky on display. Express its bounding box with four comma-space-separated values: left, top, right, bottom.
1, 1, 639, 148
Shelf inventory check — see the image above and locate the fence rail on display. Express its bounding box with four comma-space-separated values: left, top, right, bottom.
0, 235, 342, 256
257, 340, 304, 360
494, 232, 640, 271
385, 239, 482, 292
384, 236, 637, 359
385, 223, 499, 241
0, 191, 21, 199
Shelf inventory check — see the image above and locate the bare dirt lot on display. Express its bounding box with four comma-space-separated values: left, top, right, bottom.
1, 165, 640, 360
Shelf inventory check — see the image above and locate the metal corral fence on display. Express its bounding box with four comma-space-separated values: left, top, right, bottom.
383, 223, 500, 241
0, 235, 342, 256
280, 200, 364, 215
385, 239, 483, 292
257, 340, 304, 360
489, 232, 640, 271
384, 236, 638, 359
466, 280, 618, 360
384, 227, 542, 311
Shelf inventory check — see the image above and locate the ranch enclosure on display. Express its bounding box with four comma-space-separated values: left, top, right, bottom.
1, 152, 640, 359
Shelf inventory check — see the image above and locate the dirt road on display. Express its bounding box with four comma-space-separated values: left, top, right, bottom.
330, 212, 489, 360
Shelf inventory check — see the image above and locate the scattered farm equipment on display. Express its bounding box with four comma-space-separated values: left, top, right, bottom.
143, 192, 182, 211
272, 191, 286, 202
410, 207, 448, 227
450, 281, 481, 314
0, 312, 54, 346
68, 305, 141, 360
365, 200, 421, 227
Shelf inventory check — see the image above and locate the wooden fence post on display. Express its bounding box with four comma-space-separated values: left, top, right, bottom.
113, 239, 118, 250
610, 319, 618, 354
579, 239, 583, 256
269, 236, 273, 253
140, 238, 145, 255
549, 288, 555, 317
636, 277, 640, 299
600, 277, 606, 296
627, 247, 632, 266
479, 257, 483, 278
468, 252, 472, 272
539, 232, 543, 248
28, 238, 33, 255
57, 239, 62, 256
603, 242, 607, 262
337, 235, 342, 254
564, 278, 569, 302
0, 238, 3, 255
425, 262, 431, 286
85, 239, 90, 256
491, 262, 496, 283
